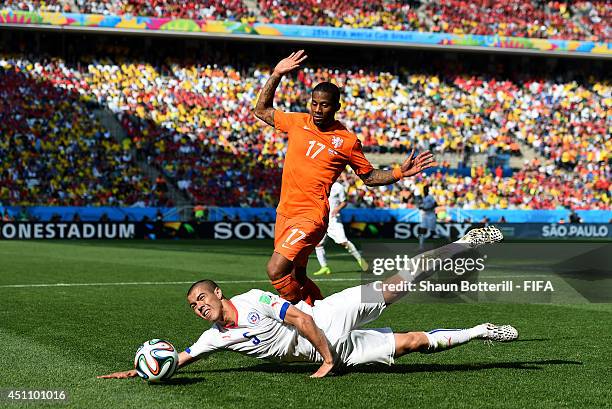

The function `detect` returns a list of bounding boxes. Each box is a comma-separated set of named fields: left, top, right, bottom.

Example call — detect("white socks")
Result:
left=316, top=241, right=362, bottom=268
left=345, top=241, right=361, bottom=262
left=315, top=246, right=327, bottom=268
left=423, top=325, right=486, bottom=352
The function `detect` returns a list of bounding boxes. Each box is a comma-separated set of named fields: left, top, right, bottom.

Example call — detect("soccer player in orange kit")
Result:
left=254, top=50, right=436, bottom=306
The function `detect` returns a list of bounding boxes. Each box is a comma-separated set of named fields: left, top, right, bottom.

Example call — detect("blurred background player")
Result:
left=253, top=50, right=436, bottom=306
left=314, top=180, right=368, bottom=276
left=418, top=186, right=437, bottom=249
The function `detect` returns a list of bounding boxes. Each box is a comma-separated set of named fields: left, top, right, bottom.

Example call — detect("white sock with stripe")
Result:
left=423, top=326, right=487, bottom=352
left=345, top=241, right=361, bottom=261
left=315, top=246, right=327, bottom=268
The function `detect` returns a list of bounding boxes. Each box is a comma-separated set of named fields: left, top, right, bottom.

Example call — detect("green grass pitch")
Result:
left=0, top=240, right=610, bottom=409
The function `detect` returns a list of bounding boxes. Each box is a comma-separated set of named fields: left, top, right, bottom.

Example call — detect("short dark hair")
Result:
left=312, top=82, right=340, bottom=106
left=187, top=279, right=219, bottom=297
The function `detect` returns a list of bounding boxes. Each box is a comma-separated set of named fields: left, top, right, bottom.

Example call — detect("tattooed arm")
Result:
left=360, top=169, right=399, bottom=187
left=254, top=73, right=282, bottom=126
left=254, top=50, right=307, bottom=127
left=360, top=150, right=437, bottom=187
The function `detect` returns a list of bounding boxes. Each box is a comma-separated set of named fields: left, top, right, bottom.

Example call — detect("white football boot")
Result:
left=478, top=323, right=519, bottom=342
left=456, top=225, right=504, bottom=248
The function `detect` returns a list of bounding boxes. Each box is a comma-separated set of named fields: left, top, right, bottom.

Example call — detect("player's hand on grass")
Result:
left=400, top=149, right=437, bottom=177
left=310, top=360, right=334, bottom=378
left=273, top=50, right=308, bottom=76
left=97, top=369, right=138, bottom=379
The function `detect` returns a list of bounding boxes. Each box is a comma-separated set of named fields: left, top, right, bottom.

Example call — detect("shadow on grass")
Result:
left=184, top=359, right=582, bottom=376
left=512, top=338, right=550, bottom=342
left=146, top=377, right=209, bottom=386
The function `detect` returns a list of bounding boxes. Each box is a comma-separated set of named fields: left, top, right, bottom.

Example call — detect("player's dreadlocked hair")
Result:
left=187, top=279, right=220, bottom=297
left=313, top=81, right=341, bottom=106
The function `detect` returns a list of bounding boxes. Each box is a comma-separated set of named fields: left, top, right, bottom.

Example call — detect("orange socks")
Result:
left=271, top=275, right=324, bottom=306
left=301, top=277, right=323, bottom=306
left=271, top=275, right=302, bottom=304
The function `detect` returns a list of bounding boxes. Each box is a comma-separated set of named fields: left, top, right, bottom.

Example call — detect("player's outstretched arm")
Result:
left=254, top=50, right=308, bottom=126
left=283, top=305, right=335, bottom=378
left=97, top=351, right=196, bottom=379
left=360, top=149, right=436, bottom=187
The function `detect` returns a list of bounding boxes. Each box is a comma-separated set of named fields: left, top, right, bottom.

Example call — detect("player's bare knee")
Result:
left=404, top=333, right=421, bottom=351
left=395, top=332, right=428, bottom=355
left=412, top=332, right=430, bottom=352
left=267, top=252, right=294, bottom=281
left=266, top=258, right=283, bottom=281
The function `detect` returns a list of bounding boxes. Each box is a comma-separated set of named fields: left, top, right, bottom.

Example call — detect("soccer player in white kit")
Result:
left=418, top=186, right=438, bottom=249
left=314, top=181, right=368, bottom=276
left=99, top=226, right=517, bottom=380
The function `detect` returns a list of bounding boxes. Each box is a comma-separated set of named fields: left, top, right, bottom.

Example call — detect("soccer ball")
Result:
left=134, top=339, right=179, bottom=382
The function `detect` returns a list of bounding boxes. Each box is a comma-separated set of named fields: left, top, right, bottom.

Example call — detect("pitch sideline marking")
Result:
left=0, top=278, right=361, bottom=288
left=0, top=275, right=553, bottom=289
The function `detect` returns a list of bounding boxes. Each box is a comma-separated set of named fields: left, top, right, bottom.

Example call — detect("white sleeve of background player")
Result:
left=185, top=328, right=220, bottom=358
left=251, top=290, right=291, bottom=322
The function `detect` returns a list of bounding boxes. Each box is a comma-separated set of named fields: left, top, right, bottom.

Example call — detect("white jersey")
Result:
left=328, top=182, right=346, bottom=219
left=421, top=195, right=436, bottom=214
left=419, top=194, right=437, bottom=231
left=185, top=284, right=396, bottom=367
left=186, top=289, right=313, bottom=362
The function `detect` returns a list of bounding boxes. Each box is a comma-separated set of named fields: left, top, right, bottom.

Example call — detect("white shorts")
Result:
left=319, top=217, right=348, bottom=245
left=420, top=212, right=436, bottom=231
left=307, top=283, right=396, bottom=366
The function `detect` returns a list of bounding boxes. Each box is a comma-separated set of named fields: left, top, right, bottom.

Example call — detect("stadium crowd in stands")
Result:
left=257, top=0, right=423, bottom=32
left=2, top=0, right=609, bottom=41
left=257, top=0, right=607, bottom=40
left=0, top=60, right=172, bottom=207
left=344, top=158, right=610, bottom=211
left=1, top=51, right=608, bottom=210
left=75, top=0, right=252, bottom=22
left=420, top=0, right=590, bottom=40
left=2, top=0, right=68, bottom=12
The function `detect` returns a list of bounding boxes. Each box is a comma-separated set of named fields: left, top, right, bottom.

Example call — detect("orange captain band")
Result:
left=392, top=167, right=402, bottom=181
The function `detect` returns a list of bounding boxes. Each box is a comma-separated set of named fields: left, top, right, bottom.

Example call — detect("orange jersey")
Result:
left=274, top=110, right=374, bottom=224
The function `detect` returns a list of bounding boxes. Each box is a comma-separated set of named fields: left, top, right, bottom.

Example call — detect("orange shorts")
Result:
left=274, top=214, right=327, bottom=267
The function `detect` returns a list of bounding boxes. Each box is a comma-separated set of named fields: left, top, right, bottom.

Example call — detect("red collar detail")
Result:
left=222, top=300, right=239, bottom=329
